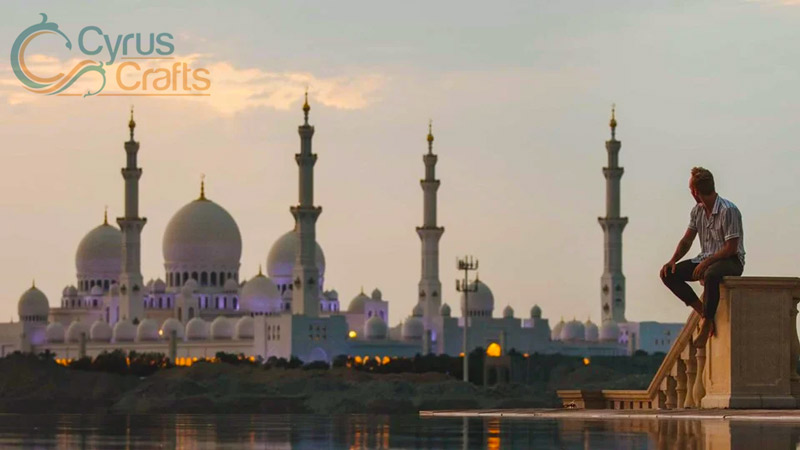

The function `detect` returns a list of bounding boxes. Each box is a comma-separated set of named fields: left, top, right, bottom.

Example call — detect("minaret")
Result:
left=290, top=92, right=322, bottom=317
left=117, top=107, right=147, bottom=322
left=416, top=121, right=445, bottom=321
left=598, top=105, right=628, bottom=323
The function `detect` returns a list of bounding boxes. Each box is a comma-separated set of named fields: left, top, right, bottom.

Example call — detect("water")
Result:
left=0, top=414, right=798, bottom=449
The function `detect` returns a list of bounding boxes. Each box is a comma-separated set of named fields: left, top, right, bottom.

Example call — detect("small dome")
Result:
left=223, top=278, right=239, bottom=292
left=348, top=291, right=370, bottom=313
left=112, top=320, right=136, bottom=342
left=18, top=285, right=49, bottom=320
left=210, top=316, right=234, bottom=340
left=152, top=278, right=166, bottom=293
left=402, top=317, right=424, bottom=340
left=136, top=319, right=160, bottom=342
left=89, top=320, right=112, bottom=342
left=66, top=321, right=89, bottom=343
left=160, top=318, right=184, bottom=340
left=560, top=319, right=586, bottom=342
left=266, top=230, right=325, bottom=281
left=551, top=318, right=565, bottom=341
left=503, top=305, right=514, bottom=319
left=364, top=315, right=388, bottom=340
left=459, top=279, right=494, bottom=316
left=599, top=320, right=620, bottom=342
left=75, top=222, right=122, bottom=278
left=90, top=285, right=104, bottom=296
left=440, top=303, right=451, bottom=317
left=530, top=305, right=542, bottom=319
left=234, top=316, right=254, bottom=339
left=240, top=273, right=280, bottom=314
left=585, top=319, right=599, bottom=342
left=412, top=303, right=424, bottom=317
left=182, top=279, right=199, bottom=295
left=371, top=288, right=382, bottom=300
left=326, top=289, right=339, bottom=300
left=45, top=322, right=65, bottom=343
left=162, top=198, right=242, bottom=269
left=186, top=317, right=209, bottom=340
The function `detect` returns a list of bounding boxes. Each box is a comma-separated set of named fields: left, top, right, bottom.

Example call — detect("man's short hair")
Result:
left=691, top=167, right=715, bottom=195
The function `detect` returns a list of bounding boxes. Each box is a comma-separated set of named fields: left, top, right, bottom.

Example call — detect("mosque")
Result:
left=2, top=97, right=681, bottom=363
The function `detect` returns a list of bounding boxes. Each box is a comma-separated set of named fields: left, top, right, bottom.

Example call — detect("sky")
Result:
left=1, top=0, right=799, bottom=326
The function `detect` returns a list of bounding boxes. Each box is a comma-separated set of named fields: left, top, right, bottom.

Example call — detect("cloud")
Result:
left=0, top=53, right=386, bottom=114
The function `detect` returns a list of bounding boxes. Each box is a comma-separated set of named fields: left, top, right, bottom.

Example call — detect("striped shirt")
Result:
left=688, top=196, right=745, bottom=266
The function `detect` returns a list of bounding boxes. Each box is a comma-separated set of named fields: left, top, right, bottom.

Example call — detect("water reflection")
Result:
left=0, top=413, right=798, bottom=449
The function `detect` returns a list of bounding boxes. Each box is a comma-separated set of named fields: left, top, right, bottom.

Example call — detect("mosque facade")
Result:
left=4, top=100, right=681, bottom=363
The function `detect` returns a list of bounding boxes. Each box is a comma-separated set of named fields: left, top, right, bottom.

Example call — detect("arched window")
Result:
left=182, top=272, right=189, bottom=285
left=201, top=272, right=208, bottom=286
left=233, top=297, right=238, bottom=310
left=210, top=272, right=217, bottom=286
left=103, top=279, right=110, bottom=290
left=219, top=272, right=225, bottom=283
left=191, top=272, right=198, bottom=281
left=93, top=299, right=98, bottom=307
left=159, top=297, right=163, bottom=308
left=188, top=307, right=194, bottom=319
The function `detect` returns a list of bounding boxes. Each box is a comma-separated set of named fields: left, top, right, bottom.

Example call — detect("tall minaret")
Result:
left=290, top=92, right=322, bottom=317
left=117, top=107, right=147, bottom=322
left=416, top=121, right=444, bottom=321
left=598, top=105, right=628, bottom=323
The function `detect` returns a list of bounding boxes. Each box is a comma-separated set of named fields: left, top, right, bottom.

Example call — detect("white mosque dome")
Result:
left=163, top=196, right=242, bottom=268
left=347, top=291, right=370, bottom=313
left=223, top=278, right=240, bottom=292
left=585, top=319, right=599, bottom=342
left=460, top=279, right=494, bottom=316
left=112, top=320, right=136, bottom=342
left=89, top=320, right=112, bottom=342
left=240, top=272, right=280, bottom=313
left=599, top=320, right=620, bottom=342
left=402, top=317, right=424, bottom=340
left=531, top=305, right=542, bottom=319
left=210, top=316, right=234, bottom=340
left=234, top=316, right=254, bottom=339
left=412, top=303, right=424, bottom=317
left=560, top=319, right=585, bottom=342
left=266, top=229, right=325, bottom=280
left=440, top=303, right=451, bottom=317
left=62, top=285, right=78, bottom=297
left=186, top=317, right=209, bottom=340
left=160, top=318, right=184, bottom=340
left=18, top=285, right=49, bottom=321
left=503, top=305, right=514, bottom=319
left=90, top=285, right=104, bottom=296
left=182, top=279, right=199, bottom=295
left=136, top=319, right=160, bottom=342
left=551, top=318, right=565, bottom=341
left=151, top=278, right=166, bottom=293
left=75, top=222, right=122, bottom=277
left=371, top=288, right=382, bottom=300
left=66, top=320, right=90, bottom=343
left=364, top=315, right=388, bottom=340
left=45, top=322, right=65, bottom=343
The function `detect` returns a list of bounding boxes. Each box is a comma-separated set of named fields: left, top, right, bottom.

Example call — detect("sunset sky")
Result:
left=1, top=0, right=800, bottom=326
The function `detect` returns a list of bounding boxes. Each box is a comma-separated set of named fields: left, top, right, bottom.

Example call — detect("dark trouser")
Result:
left=660, top=256, right=743, bottom=320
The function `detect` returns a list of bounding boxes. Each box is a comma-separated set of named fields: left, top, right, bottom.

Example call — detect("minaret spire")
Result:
left=103, top=205, right=108, bottom=225
left=199, top=174, right=206, bottom=200
left=417, top=120, right=445, bottom=345
left=117, top=108, right=147, bottom=323
left=598, top=104, right=628, bottom=324
left=290, top=92, right=322, bottom=317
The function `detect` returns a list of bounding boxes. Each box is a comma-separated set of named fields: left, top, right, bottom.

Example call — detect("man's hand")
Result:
left=660, top=260, right=677, bottom=278
left=692, top=259, right=711, bottom=281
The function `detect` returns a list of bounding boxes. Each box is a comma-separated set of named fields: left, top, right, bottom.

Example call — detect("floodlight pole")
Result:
left=456, top=255, right=479, bottom=383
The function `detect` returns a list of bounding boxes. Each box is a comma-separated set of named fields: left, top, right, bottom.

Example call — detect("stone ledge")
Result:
left=419, top=408, right=800, bottom=422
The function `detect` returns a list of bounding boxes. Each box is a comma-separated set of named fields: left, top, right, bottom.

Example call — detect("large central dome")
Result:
left=267, top=229, right=325, bottom=281
left=163, top=196, right=242, bottom=269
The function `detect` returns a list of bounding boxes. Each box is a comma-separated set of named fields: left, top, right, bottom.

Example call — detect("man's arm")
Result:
left=661, top=228, right=697, bottom=278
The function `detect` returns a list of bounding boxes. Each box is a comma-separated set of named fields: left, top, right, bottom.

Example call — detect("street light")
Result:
left=456, top=255, right=479, bottom=382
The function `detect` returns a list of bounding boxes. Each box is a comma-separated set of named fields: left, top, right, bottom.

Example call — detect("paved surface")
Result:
left=419, top=409, right=800, bottom=422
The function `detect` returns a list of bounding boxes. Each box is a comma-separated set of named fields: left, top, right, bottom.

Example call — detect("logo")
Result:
left=11, top=14, right=210, bottom=97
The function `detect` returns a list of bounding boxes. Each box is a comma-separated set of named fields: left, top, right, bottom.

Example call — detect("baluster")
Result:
left=791, top=298, right=800, bottom=382
left=672, top=359, right=687, bottom=409
left=666, top=375, right=677, bottom=409
left=682, top=343, right=697, bottom=408
left=693, top=346, right=706, bottom=407
left=657, top=389, right=666, bottom=409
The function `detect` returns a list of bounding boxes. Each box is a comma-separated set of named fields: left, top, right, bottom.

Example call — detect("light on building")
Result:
left=523, top=353, right=529, bottom=358
left=348, top=330, right=357, bottom=339
left=583, top=357, right=590, bottom=366
left=382, top=356, right=390, bottom=365
left=486, top=343, right=502, bottom=358
left=158, top=329, right=163, bottom=337
left=354, top=356, right=362, bottom=364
